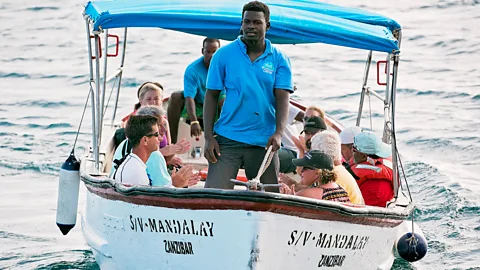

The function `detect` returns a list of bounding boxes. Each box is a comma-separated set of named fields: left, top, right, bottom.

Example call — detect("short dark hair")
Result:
left=124, top=115, right=158, bottom=148
left=242, top=1, right=270, bottom=22
left=203, top=38, right=220, bottom=48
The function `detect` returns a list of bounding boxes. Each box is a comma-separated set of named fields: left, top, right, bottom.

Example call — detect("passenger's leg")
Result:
left=243, top=147, right=280, bottom=192
left=167, top=91, right=185, bottom=144
left=204, top=136, right=243, bottom=189
left=278, top=148, right=297, bottom=173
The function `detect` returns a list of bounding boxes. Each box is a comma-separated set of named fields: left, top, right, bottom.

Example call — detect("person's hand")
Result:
left=160, top=144, right=182, bottom=156
left=278, top=173, right=295, bottom=186
left=266, top=132, right=282, bottom=151
left=167, top=155, right=182, bottom=167
left=175, top=139, right=191, bottom=154
left=280, top=183, right=296, bottom=195
left=190, top=122, right=202, bottom=138
left=292, top=135, right=307, bottom=153
left=204, top=135, right=220, bottom=163
left=171, top=165, right=200, bottom=187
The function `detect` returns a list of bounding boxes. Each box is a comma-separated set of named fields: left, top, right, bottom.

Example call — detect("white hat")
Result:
left=339, top=126, right=362, bottom=144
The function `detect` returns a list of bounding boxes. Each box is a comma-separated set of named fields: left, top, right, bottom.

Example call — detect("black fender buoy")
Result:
left=56, top=152, right=81, bottom=235
left=396, top=232, right=428, bottom=262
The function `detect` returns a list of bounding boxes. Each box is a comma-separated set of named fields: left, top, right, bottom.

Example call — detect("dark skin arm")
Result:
left=203, top=90, right=221, bottom=163
left=185, top=97, right=202, bottom=137
left=294, top=111, right=305, bottom=122
left=266, top=89, right=290, bottom=151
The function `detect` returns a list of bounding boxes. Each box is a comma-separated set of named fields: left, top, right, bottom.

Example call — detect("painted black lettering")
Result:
left=345, top=235, right=354, bottom=249
left=318, top=255, right=346, bottom=267
left=199, top=222, right=208, bottom=237
left=303, top=231, right=312, bottom=246
left=316, top=233, right=327, bottom=248
left=288, top=230, right=298, bottom=245
left=182, top=220, right=191, bottom=235
left=362, top=237, right=369, bottom=249
left=339, top=235, right=348, bottom=248
left=148, top=218, right=158, bottom=232
left=164, top=240, right=194, bottom=255
left=206, top=222, right=214, bottom=237
left=190, top=220, right=197, bottom=235
left=294, top=231, right=304, bottom=246
left=136, top=218, right=143, bottom=232
left=130, top=215, right=134, bottom=230
left=325, top=235, right=332, bottom=248
left=158, top=220, right=166, bottom=233
left=165, top=220, right=173, bottom=233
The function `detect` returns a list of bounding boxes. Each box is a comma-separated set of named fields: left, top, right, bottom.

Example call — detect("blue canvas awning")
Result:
left=84, top=0, right=401, bottom=53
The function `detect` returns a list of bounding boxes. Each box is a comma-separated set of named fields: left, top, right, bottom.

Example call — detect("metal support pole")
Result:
left=99, top=29, right=109, bottom=141
left=94, top=34, right=102, bottom=172
left=85, top=20, right=98, bottom=172
left=383, top=54, right=392, bottom=143
left=390, top=54, right=400, bottom=198
left=111, top=28, right=128, bottom=125
left=356, top=51, right=373, bottom=127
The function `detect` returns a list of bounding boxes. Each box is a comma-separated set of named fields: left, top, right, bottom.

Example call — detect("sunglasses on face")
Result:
left=301, top=166, right=316, bottom=172
left=145, top=132, right=159, bottom=138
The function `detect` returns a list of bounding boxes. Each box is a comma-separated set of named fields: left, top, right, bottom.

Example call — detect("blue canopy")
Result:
left=84, top=0, right=401, bottom=53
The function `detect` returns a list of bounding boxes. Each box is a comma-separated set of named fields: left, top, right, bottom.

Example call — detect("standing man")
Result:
left=167, top=38, right=223, bottom=143
left=203, top=1, right=294, bottom=190
left=114, top=115, right=159, bottom=186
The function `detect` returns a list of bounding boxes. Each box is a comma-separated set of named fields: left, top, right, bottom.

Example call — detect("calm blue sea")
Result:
left=1, top=0, right=479, bottom=269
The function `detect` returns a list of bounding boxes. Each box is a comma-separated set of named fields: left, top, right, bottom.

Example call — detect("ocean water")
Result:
left=0, top=0, right=479, bottom=269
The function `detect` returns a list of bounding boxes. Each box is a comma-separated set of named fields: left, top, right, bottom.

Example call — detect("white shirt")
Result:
left=113, top=153, right=150, bottom=186
left=282, top=104, right=302, bottom=153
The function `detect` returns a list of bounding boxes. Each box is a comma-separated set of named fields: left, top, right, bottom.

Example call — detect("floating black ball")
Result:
left=396, top=232, right=428, bottom=262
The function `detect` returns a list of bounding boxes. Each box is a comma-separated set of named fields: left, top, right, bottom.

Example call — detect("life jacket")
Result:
left=350, top=158, right=394, bottom=207
left=351, top=158, right=393, bottom=187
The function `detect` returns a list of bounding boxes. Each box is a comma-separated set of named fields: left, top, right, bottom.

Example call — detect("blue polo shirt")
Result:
left=206, top=37, right=293, bottom=147
left=184, top=56, right=208, bottom=104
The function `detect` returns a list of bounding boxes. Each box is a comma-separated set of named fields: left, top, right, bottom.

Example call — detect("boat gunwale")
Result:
left=82, top=173, right=413, bottom=228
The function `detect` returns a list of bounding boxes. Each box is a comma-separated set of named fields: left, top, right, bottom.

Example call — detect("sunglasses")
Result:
left=145, top=132, right=159, bottom=138
left=301, top=166, right=316, bottom=172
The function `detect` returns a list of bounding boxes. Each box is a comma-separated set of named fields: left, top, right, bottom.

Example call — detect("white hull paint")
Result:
left=81, top=185, right=407, bottom=270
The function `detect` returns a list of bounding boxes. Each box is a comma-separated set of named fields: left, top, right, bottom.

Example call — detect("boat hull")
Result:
left=82, top=183, right=407, bottom=270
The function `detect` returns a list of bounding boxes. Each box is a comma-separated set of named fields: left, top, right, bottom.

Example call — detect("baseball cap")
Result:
left=301, top=116, right=327, bottom=134
left=353, top=131, right=391, bottom=158
left=292, top=150, right=334, bottom=170
left=339, top=126, right=362, bottom=144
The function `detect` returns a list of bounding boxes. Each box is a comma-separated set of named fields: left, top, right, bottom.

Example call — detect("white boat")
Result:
left=55, top=0, right=428, bottom=269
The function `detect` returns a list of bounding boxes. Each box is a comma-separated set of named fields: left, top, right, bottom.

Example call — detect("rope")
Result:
left=252, top=145, right=274, bottom=184
left=368, top=91, right=373, bottom=131
left=103, top=76, right=119, bottom=117
left=71, top=83, right=94, bottom=154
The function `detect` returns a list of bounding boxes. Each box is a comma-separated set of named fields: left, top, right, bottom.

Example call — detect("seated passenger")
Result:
left=278, top=103, right=304, bottom=173
left=339, top=126, right=362, bottom=166
left=293, top=116, right=327, bottom=174
left=112, top=106, right=199, bottom=187
left=113, top=115, right=159, bottom=186
left=124, top=82, right=190, bottom=167
left=167, top=38, right=225, bottom=143
left=280, top=150, right=350, bottom=203
left=350, top=131, right=394, bottom=207
left=310, top=131, right=365, bottom=204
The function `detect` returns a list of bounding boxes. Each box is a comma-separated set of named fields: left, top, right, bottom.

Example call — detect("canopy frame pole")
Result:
left=382, top=54, right=392, bottom=143
left=390, top=53, right=400, bottom=198
left=356, top=51, right=373, bottom=127
left=111, top=28, right=128, bottom=125
left=93, top=33, right=102, bottom=172
left=85, top=19, right=99, bottom=173
left=391, top=29, right=402, bottom=198
left=99, top=29, right=109, bottom=141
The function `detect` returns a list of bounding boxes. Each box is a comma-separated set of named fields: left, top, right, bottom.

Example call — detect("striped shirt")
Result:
left=321, top=186, right=351, bottom=203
